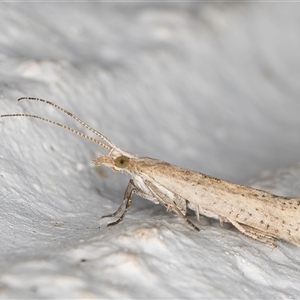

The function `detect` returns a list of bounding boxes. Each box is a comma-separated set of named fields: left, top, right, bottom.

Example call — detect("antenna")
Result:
left=1, top=97, right=119, bottom=151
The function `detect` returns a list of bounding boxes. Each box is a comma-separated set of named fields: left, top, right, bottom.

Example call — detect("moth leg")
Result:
left=166, top=204, right=173, bottom=212
left=101, top=196, right=127, bottom=219
left=219, top=216, right=227, bottom=227
left=230, top=220, right=276, bottom=247
left=144, top=179, right=200, bottom=232
left=105, top=179, right=135, bottom=226
left=105, top=179, right=156, bottom=227
left=195, top=205, right=200, bottom=222
left=107, top=194, right=132, bottom=227
left=172, top=204, right=200, bottom=232
left=242, top=224, right=276, bottom=246
left=186, top=203, right=200, bottom=222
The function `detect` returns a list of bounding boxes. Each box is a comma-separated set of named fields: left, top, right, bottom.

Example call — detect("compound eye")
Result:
left=114, top=155, right=130, bottom=168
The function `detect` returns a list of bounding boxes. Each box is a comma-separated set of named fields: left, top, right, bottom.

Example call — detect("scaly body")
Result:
left=124, top=158, right=300, bottom=246
left=2, top=97, right=300, bottom=247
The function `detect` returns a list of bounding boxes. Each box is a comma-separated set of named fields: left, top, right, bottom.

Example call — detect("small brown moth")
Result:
left=2, top=97, right=300, bottom=247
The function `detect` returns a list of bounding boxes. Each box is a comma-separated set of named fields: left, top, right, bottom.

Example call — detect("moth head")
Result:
left=92, top=150, right=132, bottom=172
left=1, top=97, right=136, bottom=173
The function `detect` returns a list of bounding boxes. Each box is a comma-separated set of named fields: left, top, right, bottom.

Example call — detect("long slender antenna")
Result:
left=18, top=97, right=118, bottom=149
left=1, top=113, right=112, bottom=151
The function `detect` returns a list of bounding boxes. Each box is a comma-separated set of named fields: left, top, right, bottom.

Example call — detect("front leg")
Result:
left=103, top=179, right=154, bottom=227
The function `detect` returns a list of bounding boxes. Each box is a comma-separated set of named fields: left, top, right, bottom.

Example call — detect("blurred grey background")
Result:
left=1, top=2, right=300, bottom=299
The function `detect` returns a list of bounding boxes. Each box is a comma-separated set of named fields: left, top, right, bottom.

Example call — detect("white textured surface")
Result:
left=1, top=2, right=300, bottom=299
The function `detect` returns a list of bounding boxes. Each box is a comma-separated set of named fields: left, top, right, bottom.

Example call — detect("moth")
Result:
left=2, top=97, right=300, bottom=247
